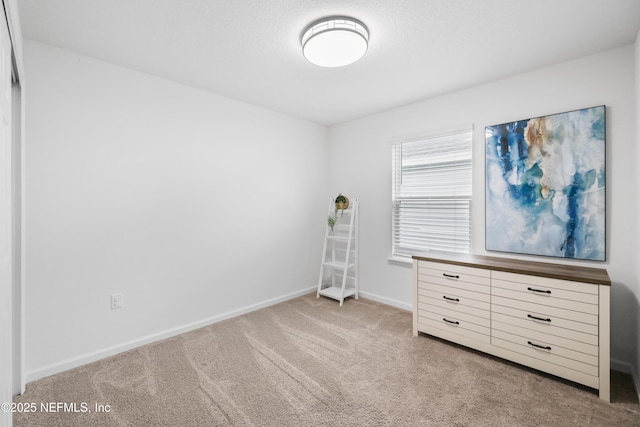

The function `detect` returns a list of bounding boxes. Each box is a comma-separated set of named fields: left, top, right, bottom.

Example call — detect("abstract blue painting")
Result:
left=485, top=106, right=605, bottom=261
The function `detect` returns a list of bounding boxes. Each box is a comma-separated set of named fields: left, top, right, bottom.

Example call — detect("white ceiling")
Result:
left=18, top=0, right=640, bottom=126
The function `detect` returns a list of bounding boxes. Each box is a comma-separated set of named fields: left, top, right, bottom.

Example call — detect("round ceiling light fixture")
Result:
left=301, top=17, right=369, bottom=67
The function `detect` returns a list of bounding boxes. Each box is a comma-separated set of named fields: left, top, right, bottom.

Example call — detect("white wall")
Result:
left=328, top=46, right=638, bottom=369
left=24, top=40, right=328, bottom=380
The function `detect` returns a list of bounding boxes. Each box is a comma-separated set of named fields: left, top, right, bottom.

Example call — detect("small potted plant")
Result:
left=335, top=193, right=349, bottom=216
left=327, top=215, right=337, bottom=233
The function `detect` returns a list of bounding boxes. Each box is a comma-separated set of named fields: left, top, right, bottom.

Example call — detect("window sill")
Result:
left=387, top=256, right=413, bottom=266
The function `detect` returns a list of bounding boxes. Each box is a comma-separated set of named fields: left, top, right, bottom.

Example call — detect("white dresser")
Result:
left=412, top=252, right=611, bottom=401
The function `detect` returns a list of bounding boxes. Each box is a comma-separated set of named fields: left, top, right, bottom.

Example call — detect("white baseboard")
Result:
left=633, top=366, right=640, bottom=402
left=26, top=286, right=316, bottom=383
left=611, top=358, right=640, bottom=402
left=359, top=290, right=412, bottom=312
left=611, top=358, right=632, bottom=373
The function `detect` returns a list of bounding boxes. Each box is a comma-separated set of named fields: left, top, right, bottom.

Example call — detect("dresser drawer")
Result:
left=491, top=285, right=598, bottom=315
left=419, top=309, right=490, bottom=332
left=492, top=270, right=598, bottom=294
left=418, top=315, right=490, bottom=344
left=492, top=330, right=598, bottom=377
left=492, top=317, right=598, bottom=356
left=492, top=278, right=598, bottom=304
left=418, top=293, right=490, bottom=319
left=491, top=310, right=597, bottom=345
left=418, top=275, right=489, bottom=297
left=418, top=261, right=490, bottom=288
left=492, top=295, right=598, bottom=325
left=418, top=281, right=490, bottom=304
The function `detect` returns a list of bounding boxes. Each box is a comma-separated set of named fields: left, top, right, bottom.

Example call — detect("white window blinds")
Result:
left=392, top=128, right=473, bottom=258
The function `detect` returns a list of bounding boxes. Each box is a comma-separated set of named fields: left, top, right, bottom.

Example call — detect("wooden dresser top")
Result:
left=412, top=251, right=611, bottom=286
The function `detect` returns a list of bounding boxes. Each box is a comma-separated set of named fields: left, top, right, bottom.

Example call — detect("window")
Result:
left=392, top=127, right=473, bottom=259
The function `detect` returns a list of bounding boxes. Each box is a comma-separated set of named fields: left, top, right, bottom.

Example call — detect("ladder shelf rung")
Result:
left=322, top=261, right=355, bottom=270
left=318, top=286, right=356, bottom=301
left=326, top=235, right=352, bottom=241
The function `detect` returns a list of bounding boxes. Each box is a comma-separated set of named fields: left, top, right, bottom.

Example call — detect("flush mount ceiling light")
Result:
left=301, top=17, right=369, bottom=67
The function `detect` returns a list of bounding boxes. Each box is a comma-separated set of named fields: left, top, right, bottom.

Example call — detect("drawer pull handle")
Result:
left=527, top=287, right=551, bottom=294
left=527, top=314, right=551, bottom=323
left=443, top=273, right=460, bottom=279
left=527, top=341, right=551, bottom=351
left=443, top=296, right=460, bottom=302
left=443, top=318, right=460, bottom=325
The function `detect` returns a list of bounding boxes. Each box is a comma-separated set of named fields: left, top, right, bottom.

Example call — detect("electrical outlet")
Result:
left=111, top=293, right=123, bottom=310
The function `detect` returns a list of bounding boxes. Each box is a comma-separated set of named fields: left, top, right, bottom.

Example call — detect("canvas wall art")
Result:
left=485, top=106, right=605, bottom=261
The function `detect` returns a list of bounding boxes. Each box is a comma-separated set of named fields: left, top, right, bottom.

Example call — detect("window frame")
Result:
left=391, top=126, right=473, bottom=261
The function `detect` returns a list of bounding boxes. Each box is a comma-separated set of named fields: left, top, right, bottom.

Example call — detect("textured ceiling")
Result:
left=18, top=0, right=640, bottom=126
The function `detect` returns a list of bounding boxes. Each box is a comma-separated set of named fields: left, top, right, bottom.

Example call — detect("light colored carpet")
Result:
left=13, top=293, right=640, bottom=426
